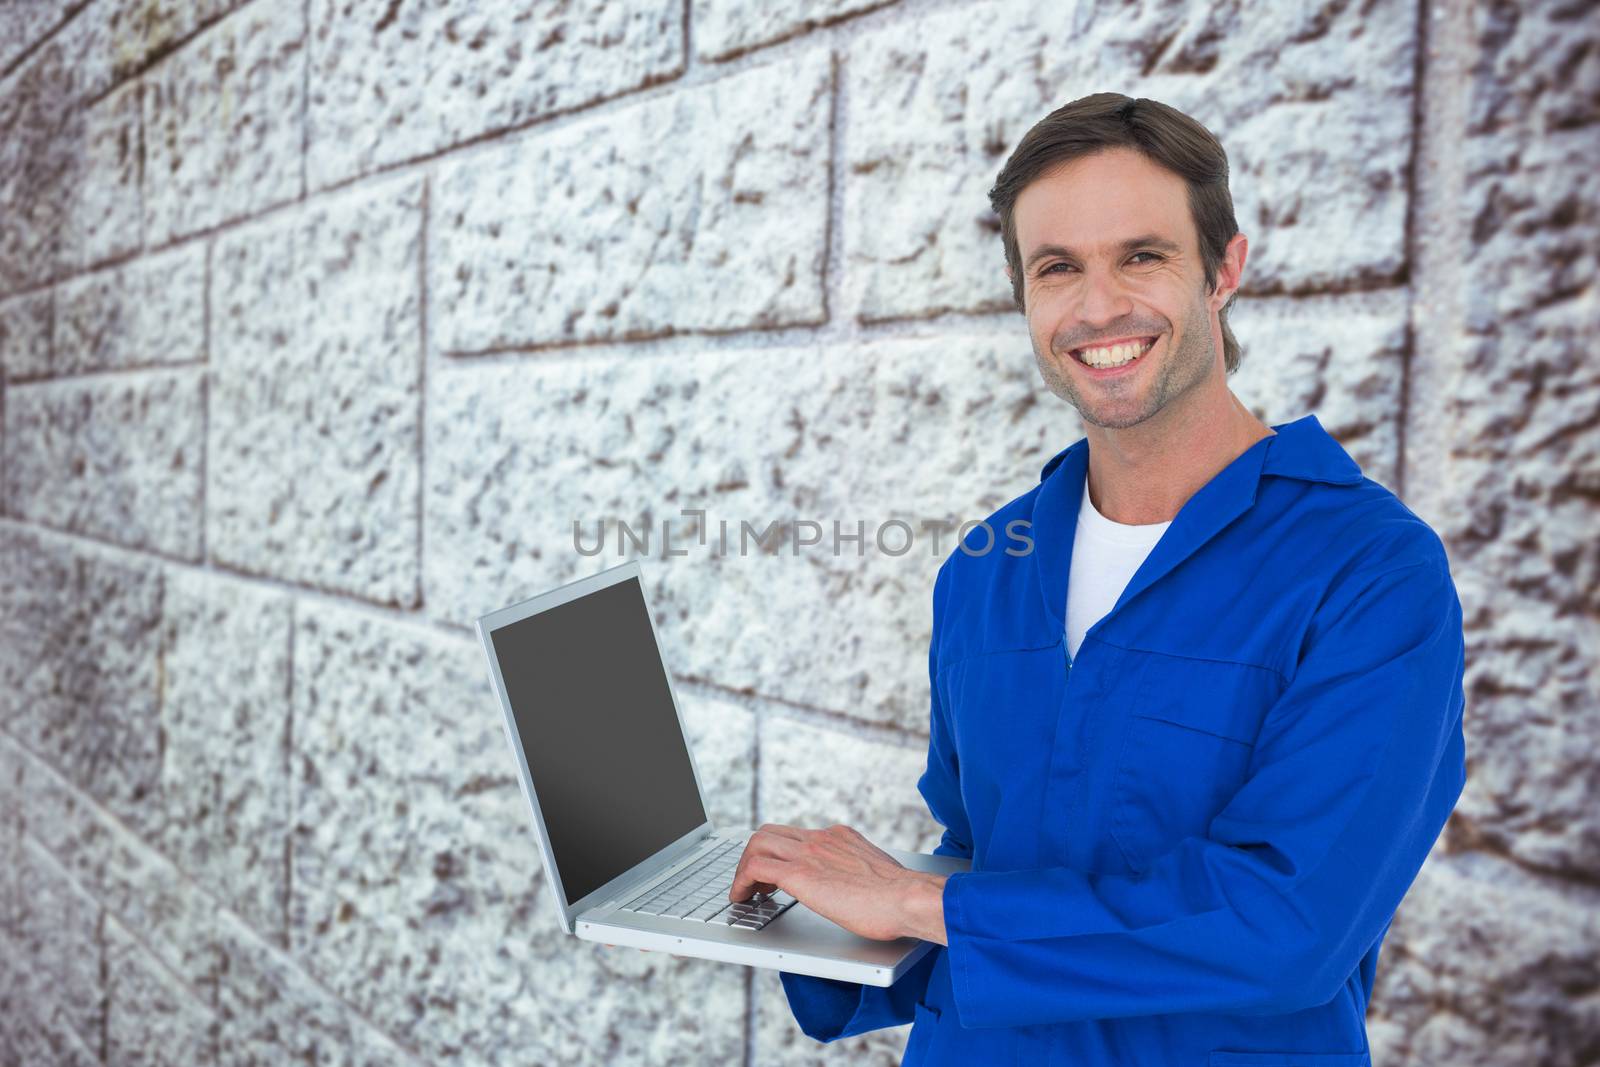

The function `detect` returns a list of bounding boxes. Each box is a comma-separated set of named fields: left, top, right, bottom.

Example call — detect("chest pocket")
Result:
left=1110, top=653, right=1283, bottom=873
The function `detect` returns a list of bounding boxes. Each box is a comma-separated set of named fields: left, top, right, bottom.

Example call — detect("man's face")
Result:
left=1008, top=147, right=1237, bottom=431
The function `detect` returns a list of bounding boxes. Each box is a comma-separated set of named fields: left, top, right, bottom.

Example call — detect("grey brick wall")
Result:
left=0, top=0, right=1595, bottom=1064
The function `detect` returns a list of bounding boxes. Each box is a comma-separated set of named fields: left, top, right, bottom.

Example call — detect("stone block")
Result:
left=1228, top=291, right=1408, bottom=492
left=289, top=605, right=747, bottom=1065
left=431, top=48, right=832, bottom=353
left=1428, top=0, right=1600, bottom=879
left=156, top=568, right=293, bottom=942
left=759, top=716, right=941, bottom=851
left=1367, top=853, right=1600, bottom=1066
left=426, top=330, right=1054, bottom=730
left=215, top=908, right=426, bottom=1067
left=106, top=914, right=219, bottom=1067
left=0, top=33, right=75, bottom=291
left=208, top=174, right=422, bottom=606
left=58, top=74, right=143, bottom=271
left=680, top=692, right=757, bottom=833
left=16, top=835, right=104, bottom=1052
left=0, top=528, right=165, bottom=828
left=692, top=0, right=899, bottom=61
left=142, top=0, right=305, bottom=243
left=843, top=0, right=1415, bottom=323
left=54, top=241, right=206, bottom=373
left=4, top=369, right=205, bottom=557
left=307, top=0, right=683, bottom=190
left=0, top=289, right=53, bottom=379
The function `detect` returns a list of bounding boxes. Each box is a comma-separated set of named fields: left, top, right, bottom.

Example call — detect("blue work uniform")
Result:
left=779, top=413, right=1468, bottom=1067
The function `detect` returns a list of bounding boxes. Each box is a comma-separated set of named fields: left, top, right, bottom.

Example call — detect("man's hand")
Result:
left=729, top=823, right=948, bottom=943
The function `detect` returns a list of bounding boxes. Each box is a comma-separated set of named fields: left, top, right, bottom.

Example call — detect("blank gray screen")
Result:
left=491, top=575, right=707, bottom=906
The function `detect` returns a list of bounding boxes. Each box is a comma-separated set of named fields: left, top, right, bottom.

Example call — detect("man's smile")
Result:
left=1069, top=334, right=1159, bottom=372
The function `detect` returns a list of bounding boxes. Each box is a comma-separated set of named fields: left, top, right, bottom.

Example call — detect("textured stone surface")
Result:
left=0, top=0, right=81, bottom=73
left=1, top=0, right=1596, bottom=1062
left=156, top=568, right=294, bottom=942
left=692, top=0, right=898, bottom=60
left=91, top=0, right=252, bottom=85
left=5, top=731, right=222, bottom=994
left=215, top=907, right=427, bottom=1067
left=0, top=25, right=78, bottom=290
left=290, top=605, right=752, bottom=1066
left=307, top=0, right=684, bottom=190
left=0, top=287, right=51, bottom=379
left=59, top=73, right=143, bottom=271
left=106, top=914, right=219, bottom=1067
left=1367, top=852, right=1600, bottom=1066
left=4, top=369, right=205, bottom=556
left=843, top=0, right=1415, bottom=324
left=54, top=241, right=206, bottom=372
left=16, top=835, right=105, bottom=1053
left=209, top=175, right=422, bottom=606
left=1431, top=0, right=1600, bottom=881
left=1227, top=291, right=1409, bottom=492
left=0, top=736, right=16, bottom=936
left=0, top=527, right=164, bottom=826
left=427, top=332, right=1052, bottom=731
left=431, top=49, right=832, bottom=353
left=758, top=716, right=941, bottom=850
left=142, top=0, right=304, bottom=243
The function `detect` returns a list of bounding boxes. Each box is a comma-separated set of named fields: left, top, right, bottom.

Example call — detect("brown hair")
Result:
left=988, top=93, right=1244, bottom=373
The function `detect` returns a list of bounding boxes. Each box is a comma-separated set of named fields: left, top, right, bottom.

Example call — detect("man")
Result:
left=727, top=94, right=1466, bottom=1065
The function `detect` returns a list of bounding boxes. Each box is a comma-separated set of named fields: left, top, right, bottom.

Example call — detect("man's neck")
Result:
left=1083, top=390, right=1274, bottom=526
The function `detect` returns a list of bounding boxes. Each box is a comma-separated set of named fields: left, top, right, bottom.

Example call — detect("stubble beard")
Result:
left=1032, top=299, right=1217, bottom=431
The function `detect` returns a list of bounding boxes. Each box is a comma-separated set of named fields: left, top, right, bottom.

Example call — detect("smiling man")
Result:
left=730, top=93, right=1467, bottom=1066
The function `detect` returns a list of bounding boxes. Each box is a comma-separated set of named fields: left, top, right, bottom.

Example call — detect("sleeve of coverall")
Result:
left=779, top=561, right=971, bottom=1043
left=940, top=554, right=1468, bottom=1029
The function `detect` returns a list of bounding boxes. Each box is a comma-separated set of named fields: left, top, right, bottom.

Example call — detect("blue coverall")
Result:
left=780, top=413, right=1468, bottom=1066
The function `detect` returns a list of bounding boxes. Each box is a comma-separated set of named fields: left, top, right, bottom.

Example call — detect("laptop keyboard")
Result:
left=618, top=837, right=798, bottom=930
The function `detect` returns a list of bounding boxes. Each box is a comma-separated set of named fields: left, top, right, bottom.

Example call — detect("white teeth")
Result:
left=1076, top=338, right=1154, bottom=368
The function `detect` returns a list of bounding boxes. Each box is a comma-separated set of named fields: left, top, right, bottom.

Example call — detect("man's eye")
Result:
left=1040, top=252, right=1161, bottom=276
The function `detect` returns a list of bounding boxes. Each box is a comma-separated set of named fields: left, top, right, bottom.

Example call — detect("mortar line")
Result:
left=301, top=0, right=310, bottom=200
left=201, top=239, right=212, bottom=564
left=4, top=359, right=207, bottom=389
left=98, top=906, right=109, bottom=1062
left=284, top=601, right=295, bottom=953
left=1399, top=0, right=1473, bottom=534
left=77, top=0, right=268, bottom=114
left=416, top=175, right=429, bottom=611
left=0, top=0, right=93, bottom=81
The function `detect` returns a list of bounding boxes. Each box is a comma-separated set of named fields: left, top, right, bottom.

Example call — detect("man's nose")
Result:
left=1075, top=266, right=1133, bottom=327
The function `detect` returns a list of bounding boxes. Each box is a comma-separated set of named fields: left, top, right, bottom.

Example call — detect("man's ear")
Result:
left=1004, top=263, right=1013, bottom=285
left=1210, top=232, right=1248, bottom=311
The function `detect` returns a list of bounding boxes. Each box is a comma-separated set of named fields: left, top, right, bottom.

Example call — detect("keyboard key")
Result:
left=687, top=901, right=729, bottom=922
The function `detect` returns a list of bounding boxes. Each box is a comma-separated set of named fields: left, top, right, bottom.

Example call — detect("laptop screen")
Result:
left=490, top=574, right=708, bottom=906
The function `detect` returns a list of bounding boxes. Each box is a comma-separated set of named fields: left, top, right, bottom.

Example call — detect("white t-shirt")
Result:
left=1065, top=471, right=1172, bottom=661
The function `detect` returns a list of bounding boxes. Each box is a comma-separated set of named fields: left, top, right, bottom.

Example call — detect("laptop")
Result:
left=474, top=558, right=970, bottom=986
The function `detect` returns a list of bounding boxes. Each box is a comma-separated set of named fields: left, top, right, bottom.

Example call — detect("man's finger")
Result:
left=753, top=823, right=808, bottom=841
left=728, top=849, right=787, bottom=901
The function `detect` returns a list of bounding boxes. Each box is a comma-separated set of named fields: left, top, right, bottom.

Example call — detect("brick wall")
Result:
left=0, top=0, right=1596, bottom=1064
